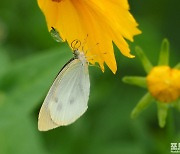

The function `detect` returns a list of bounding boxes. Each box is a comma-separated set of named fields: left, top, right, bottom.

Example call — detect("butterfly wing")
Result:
left=38, top=59, right=90, bottom=131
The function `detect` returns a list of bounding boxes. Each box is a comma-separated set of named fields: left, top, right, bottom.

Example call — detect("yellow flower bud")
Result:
left=147, top=66, right=180, bottom=103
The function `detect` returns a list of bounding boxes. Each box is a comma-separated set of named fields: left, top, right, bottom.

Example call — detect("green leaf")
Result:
left=0, top=45, right=74, bottom=154
left=158, top=38, right=169, bottom=66
left=131, top=92, right=154, bottom=118
left=173, top=99, right=180, bottom=111
left=122, top=76, right=147, bottom=88
left=157, top=102, right=169, bottom=128
left=0, top=45, right=72, bottom=125
left=0, top=91, right=6, bottom=108
left=0, top=47, right=10, bottom=78
left=135, top=46, right=153, bottom=74
left=88, top=143, right=145, bottom=154
left=0, top=116, right=48, bottom=154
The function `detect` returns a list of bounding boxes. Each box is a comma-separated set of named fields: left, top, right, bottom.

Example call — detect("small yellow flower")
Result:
left=123, top=39, right=180, bottom=127
left=147, top=66, right=180, bottom=103
left=37, top=0, right=141, bottom=73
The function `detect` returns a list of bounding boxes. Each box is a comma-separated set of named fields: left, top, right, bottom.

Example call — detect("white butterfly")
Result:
left=38, top=50, right=90, bottom=131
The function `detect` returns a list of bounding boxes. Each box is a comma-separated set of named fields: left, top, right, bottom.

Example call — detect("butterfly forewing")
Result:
left=38, top=58, right=90, bottom=131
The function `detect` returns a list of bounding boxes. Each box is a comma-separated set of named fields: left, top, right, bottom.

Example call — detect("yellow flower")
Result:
left=37, top=0, right=141, bottom=73
left=147, top=66, right=180, bottom=103
left=123, top=39, right=180, bottom=127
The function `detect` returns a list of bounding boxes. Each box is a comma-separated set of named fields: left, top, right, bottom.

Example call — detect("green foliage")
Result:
left=0, top=0, right=179, bottom=154
left=158, top=39, right=169, bottom=66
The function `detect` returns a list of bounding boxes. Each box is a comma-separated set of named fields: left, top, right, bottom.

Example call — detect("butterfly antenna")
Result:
left=71, top=39, right=81, bottom=51
left=82, top=34, right=89, bottom=51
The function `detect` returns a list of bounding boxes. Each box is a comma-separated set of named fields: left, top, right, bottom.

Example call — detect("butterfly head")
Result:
left=74, top=50, right=87, bottom=66
left=71, top=39, right=88, bottom=65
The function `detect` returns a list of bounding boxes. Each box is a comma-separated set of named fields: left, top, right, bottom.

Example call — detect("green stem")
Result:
left=157, top=102, right=169, bottom=128
left=131, top=92, right=154, bottom=118
left=158, top=38, right=169, bottom=66
left=122, top=76, right=147, bottom=88
left=135, top=46, right=153, bottom=74
left=166, top=108, right=175, bottom=141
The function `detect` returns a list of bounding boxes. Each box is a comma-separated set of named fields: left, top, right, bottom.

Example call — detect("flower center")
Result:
left=146, top=66, right=180, bottom=103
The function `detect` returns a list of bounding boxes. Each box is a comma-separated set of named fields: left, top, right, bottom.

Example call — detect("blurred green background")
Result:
left=0, top=0, right=179, bottom=154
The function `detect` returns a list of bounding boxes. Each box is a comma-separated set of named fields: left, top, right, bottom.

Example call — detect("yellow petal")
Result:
left=38, top=0, right=141, bottom=73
